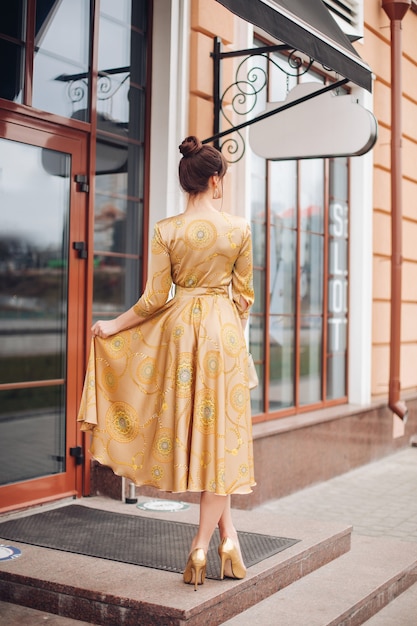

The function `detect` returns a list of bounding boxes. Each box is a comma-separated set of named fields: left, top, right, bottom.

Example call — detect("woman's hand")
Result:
left=91, top=319, right=119, bottom=339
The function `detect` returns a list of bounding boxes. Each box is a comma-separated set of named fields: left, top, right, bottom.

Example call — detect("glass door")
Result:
left=0, top=119, right=88, bottom=510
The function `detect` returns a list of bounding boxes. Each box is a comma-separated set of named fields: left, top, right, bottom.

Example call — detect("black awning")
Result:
left=215, top=0, right=372, bottom=92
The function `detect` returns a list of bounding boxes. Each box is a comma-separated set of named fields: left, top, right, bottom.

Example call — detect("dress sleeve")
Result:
left=232, top=221, right=255, bottom=320
left=133, top=223, right=173, bottom=318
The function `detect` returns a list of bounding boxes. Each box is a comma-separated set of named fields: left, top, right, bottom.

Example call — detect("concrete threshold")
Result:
left=0, top=496, right=351, bottom=626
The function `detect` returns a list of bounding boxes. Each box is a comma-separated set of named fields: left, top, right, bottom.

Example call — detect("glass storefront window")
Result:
left=0, top=140, right=69, bottom=381
left=249, top=42, right=349, bottom=417
left=0, top=2, right=26, bottom=103
left=0, top=386, right=66, bottom=484
left=0, top=138, right=70, bottom=485
left=93, top=256, right=142, bottom=316
left=32, top=0, right=90, bottom=119
left=0, top=2, right=26, bottom=39
left=0, top=40, right=25, bottom=103
left=93, top=0, right=149, bottom=318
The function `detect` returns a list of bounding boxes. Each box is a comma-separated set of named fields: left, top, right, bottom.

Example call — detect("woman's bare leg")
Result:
left=186, top=491, right=246, bottom=581
left=217, top=496, right=238, bottom=541
left=190, top=492, right=230, bottom=553
left=190, top=492, right=242, bottom=555
left=218, top=496, right=245, bottom=574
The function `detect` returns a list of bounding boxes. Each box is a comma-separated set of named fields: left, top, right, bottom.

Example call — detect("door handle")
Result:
left=73, top=241, right=87, bottom=259
left=74, top=174, right=89, bottom=192
left=69, top=446, right=84, bottom=466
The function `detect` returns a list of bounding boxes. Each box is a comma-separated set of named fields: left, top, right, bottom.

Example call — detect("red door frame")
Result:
left=0, top=112, right=89, bottom=512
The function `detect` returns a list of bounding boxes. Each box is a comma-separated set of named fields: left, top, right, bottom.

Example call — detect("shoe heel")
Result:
left=183, top=548, right=207, bottom=590
left=218, top=537, right=246, bottom=580
left=219, top=552, right=227, bottom=580
left=193, top=563, right=206, bottom=590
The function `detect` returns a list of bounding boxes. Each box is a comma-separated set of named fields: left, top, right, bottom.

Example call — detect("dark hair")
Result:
left=178, top=136, right=227, bottom=196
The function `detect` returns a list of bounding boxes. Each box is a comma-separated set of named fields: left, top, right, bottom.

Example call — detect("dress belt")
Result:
left=175, top=285, right=229, bottom=297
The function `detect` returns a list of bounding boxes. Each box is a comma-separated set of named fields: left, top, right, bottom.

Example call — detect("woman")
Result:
left=78, top=136, right=255, bottom=589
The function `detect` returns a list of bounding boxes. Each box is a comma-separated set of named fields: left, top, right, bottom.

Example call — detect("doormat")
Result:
left=0, top=505, right=299, bottom=579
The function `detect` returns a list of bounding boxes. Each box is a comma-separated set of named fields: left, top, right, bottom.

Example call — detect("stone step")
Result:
left=0, top=600, right=91, bottom=625
left=221, top=535, right=417, bottom=626
left=362, top=581, right=417, bottom=625
left=0, top=497, right=351, bottom=626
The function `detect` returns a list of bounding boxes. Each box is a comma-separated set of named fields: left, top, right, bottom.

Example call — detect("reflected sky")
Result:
left=0, top=139, right=69, bottom=248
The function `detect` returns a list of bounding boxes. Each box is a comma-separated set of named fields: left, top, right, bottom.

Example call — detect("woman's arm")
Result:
left=91, top=306, right=142, bottom=338
left=92, top=223, right=172, bottom=339
left=232, top=221, right=255, bottom=328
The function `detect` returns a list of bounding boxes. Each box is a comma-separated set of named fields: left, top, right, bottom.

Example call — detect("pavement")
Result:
left=237, top=444, right=417, bottom=626
left=0, top=445, right=416, bottom=624
left=257, top=445, right=417, bottom=544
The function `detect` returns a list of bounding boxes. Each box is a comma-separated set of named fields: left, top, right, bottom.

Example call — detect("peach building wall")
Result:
left=189, top=0, right=417, bottom=404
left=362, top=4, right=417, bottom=397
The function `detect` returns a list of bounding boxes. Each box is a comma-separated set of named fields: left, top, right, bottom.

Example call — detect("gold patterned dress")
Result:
left=78, top=209, right=255, bottom=495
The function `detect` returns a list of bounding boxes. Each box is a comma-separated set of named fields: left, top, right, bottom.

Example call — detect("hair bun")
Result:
left=179, top=136, right=203, bottom=158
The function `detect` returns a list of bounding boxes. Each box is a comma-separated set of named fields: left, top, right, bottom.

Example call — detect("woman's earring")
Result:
left=213, top=185, right=219, bottom=199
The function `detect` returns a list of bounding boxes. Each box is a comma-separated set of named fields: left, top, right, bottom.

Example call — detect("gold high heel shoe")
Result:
left=218, top=537, right=246, bottom=580
left=183, top=548, right=207, bottom=590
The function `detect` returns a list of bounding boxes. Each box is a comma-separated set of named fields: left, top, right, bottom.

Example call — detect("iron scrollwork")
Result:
left=211, top=40, right=313, bottom=163
left=56, top=67, right=130, bottom=114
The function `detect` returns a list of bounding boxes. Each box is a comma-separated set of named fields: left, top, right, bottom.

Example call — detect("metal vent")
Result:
left=324, top=0, right=358, bottom=29
left=323, top=0, right=364, bottom=39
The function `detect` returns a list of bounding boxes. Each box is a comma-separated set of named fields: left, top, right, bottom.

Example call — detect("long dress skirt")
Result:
left=78, top=212, right=256, bottom=496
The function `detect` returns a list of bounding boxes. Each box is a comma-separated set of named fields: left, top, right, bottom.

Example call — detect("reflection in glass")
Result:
left=97, top=3, right=147, bottom=134
left=0, top=138, right=70, bottom=485
left=32, top=0, right=90, bottom=119
left=269, top=315, right=294, bottom=410
left=93, top=256, right=141, bottom=315
left=270, top=226, right=296, bottom=316
left=299, top=316, right=322, bottom=405
left=329, top=158, right=348, bottom=202
left=0, top=139, right=69, bottom=383
left=300, top=159, right=324, bottom=233
left=100, top=0, right=131, bottom=22
left=300, top=231, right=323, bottom=315
left=251, top=220, right=266, bottom=270
left=270, top=161, right=297, bottom=229
left=252, top=269, right=265, bottom=316
left=95, top=141, right=144, bottom=197
left=94, top=193, right=142, bottom=256
left=0, top=2, right=26, bottom=39
left=251, top=154, right=267, bottom=223
left=0, top=39, right=24, bottom=102
left=249, top=315, right=263, bottom=363
left=249, top=314, right=264, bottom=415
left=0, top=386, right=66, bottom=485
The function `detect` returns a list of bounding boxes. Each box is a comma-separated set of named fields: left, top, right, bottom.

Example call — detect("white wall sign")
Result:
left=249, top=82, right=377, bottom=160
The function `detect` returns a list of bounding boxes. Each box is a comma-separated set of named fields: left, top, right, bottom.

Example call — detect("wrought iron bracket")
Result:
left=203, top=37, right=347, bottom=163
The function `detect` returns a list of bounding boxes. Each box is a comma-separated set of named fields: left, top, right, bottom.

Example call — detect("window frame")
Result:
left=248, top=43, right=350, bottom=423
